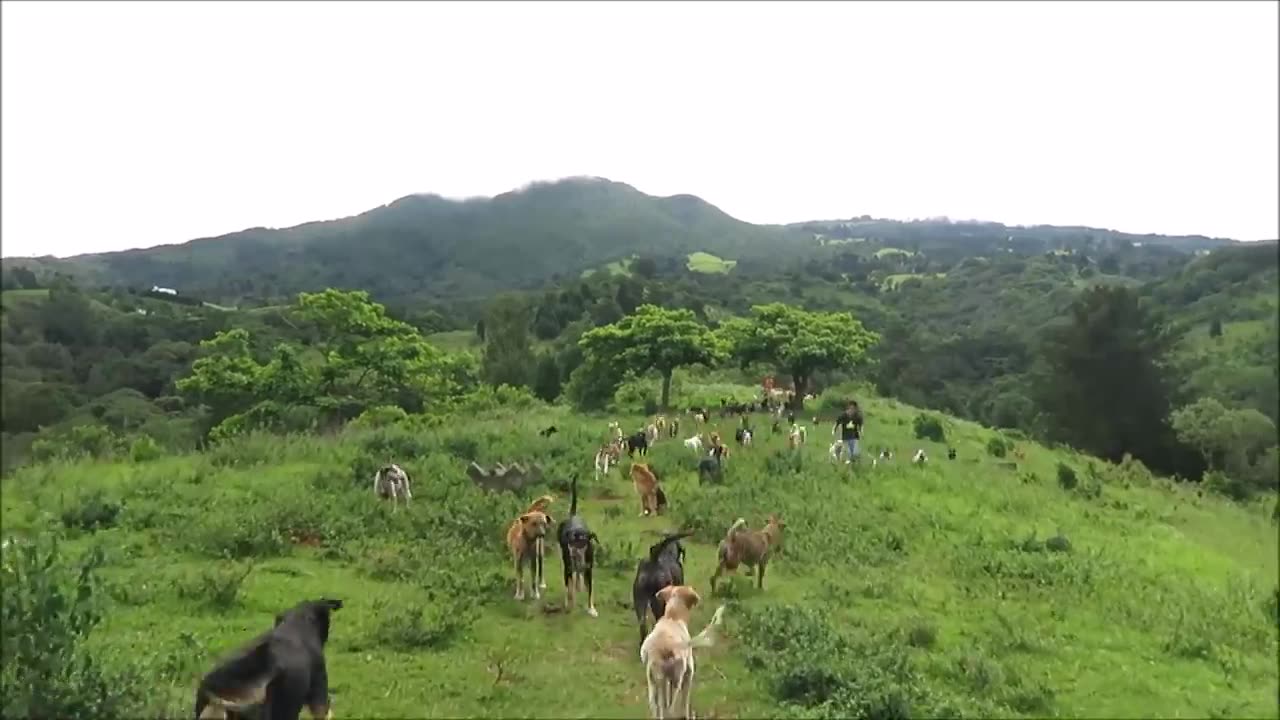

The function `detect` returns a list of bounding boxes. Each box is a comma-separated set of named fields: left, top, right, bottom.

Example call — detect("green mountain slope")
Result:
left=5, top=178, right=812, bottom=306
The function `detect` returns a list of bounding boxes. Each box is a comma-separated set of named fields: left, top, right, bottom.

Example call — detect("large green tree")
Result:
left=1170, top=397, right=1278, bottom=496
left=718, top=303, right=879, bottom=410
left=1032, top=286, right=1179, bottom=470
left=480, top=294, right=534, bottom=389
left=578, top=304, right=722, bottom=410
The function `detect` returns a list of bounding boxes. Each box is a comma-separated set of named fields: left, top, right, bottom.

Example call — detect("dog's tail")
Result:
left=523, top=494, right=555, bottom=515
left=680, top=605, right=727, bottom=650
left=569, top=473, right=579, bottom=517
left=648, top=531, right=695, bottom=562
left=724, top=517, right=747, bottom=543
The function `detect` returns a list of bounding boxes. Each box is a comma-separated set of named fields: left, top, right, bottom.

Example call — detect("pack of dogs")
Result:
left=200, top=407, right=967, bottom=719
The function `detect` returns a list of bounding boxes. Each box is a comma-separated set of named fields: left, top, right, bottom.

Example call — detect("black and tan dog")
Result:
left=194, top=598, right=343, bottom=720
left=557, top=474, right=599, bottom=617
left=631, top=531, right=695, bottom=647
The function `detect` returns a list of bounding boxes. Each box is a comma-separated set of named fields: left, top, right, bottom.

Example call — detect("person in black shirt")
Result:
left=832, top=401, right=864, bottom=463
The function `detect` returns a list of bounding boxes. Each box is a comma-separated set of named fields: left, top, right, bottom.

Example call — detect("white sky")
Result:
left=2, top=1, right=1277, bottom=258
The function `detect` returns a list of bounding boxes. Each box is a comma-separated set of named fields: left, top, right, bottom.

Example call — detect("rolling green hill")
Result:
left=3, top=178, right=813, bottom=307
left=3, top=382, right=1276, bottom=718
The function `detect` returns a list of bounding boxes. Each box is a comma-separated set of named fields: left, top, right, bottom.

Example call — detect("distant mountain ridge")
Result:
left=3, top=176, right=1250, bottom=304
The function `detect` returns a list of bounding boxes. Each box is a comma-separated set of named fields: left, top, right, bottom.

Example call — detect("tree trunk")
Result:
left=791, top=374, right=808, bottom=412
left=660, top=370, right=673, bottom=411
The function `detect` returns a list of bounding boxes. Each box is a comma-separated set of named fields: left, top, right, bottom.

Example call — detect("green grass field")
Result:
left=874, top=247, right=916, bottom=259
left=881, top=273, right=947, bottom=290
left=686, top=252, right=737, bottom=274
left=5, top=382, right=1277, bottom=719
left=582, top=256, right=638, bottom=279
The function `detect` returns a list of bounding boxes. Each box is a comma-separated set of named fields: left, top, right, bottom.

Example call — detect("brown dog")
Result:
left=507, top=506, right=553, bottom=601
left=631, top=463, right=667, bottom=517
left=711, top=515, right=785, bottom=593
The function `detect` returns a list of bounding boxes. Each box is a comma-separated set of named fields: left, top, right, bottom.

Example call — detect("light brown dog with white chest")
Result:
left=639, top=585, right=726, bottom=720
left=507, top=495, right=554, bottom=600
left=711, top=515, right=785, bottom=593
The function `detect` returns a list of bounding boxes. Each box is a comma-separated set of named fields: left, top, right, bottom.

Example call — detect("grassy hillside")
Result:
left=4, top=384, right=1276, bottom=718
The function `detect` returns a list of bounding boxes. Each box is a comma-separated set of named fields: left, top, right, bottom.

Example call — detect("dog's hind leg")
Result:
left=536, top=539, right=547, bottom=592
left=757, top=560, right=768, bottom=590
left=584, top=563, right=597, bottom=617
left=513, top=553, right=525, bottom=600
left=562, top=551, right=576, bottom=612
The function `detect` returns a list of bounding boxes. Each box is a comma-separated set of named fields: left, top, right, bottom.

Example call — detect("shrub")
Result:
left=60, top=490, right=123, bottom=532
left=912, top=413, right=946, bottom=443
left=0, top=535, right=148, bottom=718
left=30, top=425, right=121, bottom=463
left=365, top=594, right=477, bottom=651
left=737, top=603, right=933, bottom=718
left=175, top=561, right=254, bottom=611
left=349, top=405, right=409, bottom=431
left=128, top=435, right=163, bottom=463
left=986, top=436, right=1009, bottom=458
left=1056, top=462, right=1078, bottom=491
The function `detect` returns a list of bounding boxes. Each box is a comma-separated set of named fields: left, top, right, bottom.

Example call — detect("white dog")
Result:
left=683, top=434, right=704, bottom=452
left=640, top=585, right=726, bottom=720
left=828, top=439, right=845, bottom=463
left=373, top=463, right=412, bottom=510
left=912, top=449, right=928, bottom=465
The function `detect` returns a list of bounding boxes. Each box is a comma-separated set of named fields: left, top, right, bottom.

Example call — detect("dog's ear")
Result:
left=655, top=585, right=676, bottom=604
left=274, top=612, right=286, bottom=627
left=677, top=586, right=700, bottom=609
left=322, top=598, right=344, bottom=612
left=519, top=513, right=533, bottom=525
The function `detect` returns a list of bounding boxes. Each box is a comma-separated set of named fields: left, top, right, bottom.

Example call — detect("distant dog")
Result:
left=683, top=434, right=703, bottom=452
left=787, top=424, right=806, bottom=449
left=194, top=598, right=343, bottom=720
left=912, top=449, right=928, bottom=465
left=373, top=463, right=412, bottom=510
left=947, top=447, right=957, bottom=460
left=627, top=431, right=650, bottom=457
left=646, top=423, right=660, bottom=445
left=507, top=501, right=554, bottom=600
left=539, top=425, right=559, bottom=437
left=734, top=427, right=752, bottom=447
left=668, top=418, right=681, bottom=439
left=697, top=447, right=726, bottom=485
left=639, top=585, right=726, bottom=720
left=595, top=440, right=622, bottom=479
left=556, top=475, right=599, bottom=617
left=712, top=515, right=785, bottom=593
left=632, top=532, right=695, bottom=647
left=631, top=463, right=667, bottom=516
left=828, top=440, right=845, bottom=463
left=608, top=421, right=623, bottom=440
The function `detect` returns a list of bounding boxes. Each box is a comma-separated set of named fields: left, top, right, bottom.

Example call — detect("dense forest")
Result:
left=2, top=179, right=1275, bottom=498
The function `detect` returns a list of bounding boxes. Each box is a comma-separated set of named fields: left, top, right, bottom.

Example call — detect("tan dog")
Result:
left=507, top=504, right=553, bottom=600
left=639, top=585, right=726, bottom=720
left=711, top=515, right=785, bottom=593
left=522, top=494, right=555, bottom=589
left=631, top=463, right=667, bottom=517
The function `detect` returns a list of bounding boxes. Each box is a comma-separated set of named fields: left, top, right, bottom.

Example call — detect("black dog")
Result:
left=947, top=447, right=957, bottom=460
left=667, top=417, right=680, bottom=439
left=194, top=598, right=343, bottom=720
left=698, top=446, right=726, bottom=484
left=539, top=425, right=559, bottom=437
left=631, top=531, right=694, bottom=646
left=557, top=474, right=599, bottom=617
left=626, top=431, right=648, bottom=457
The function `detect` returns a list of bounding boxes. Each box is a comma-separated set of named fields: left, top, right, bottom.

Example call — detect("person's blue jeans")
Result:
left=844, top=437, right=860, bottom=459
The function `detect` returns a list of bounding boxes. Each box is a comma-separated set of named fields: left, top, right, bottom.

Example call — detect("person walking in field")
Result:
left=833, top=400, right=864, bottom=465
